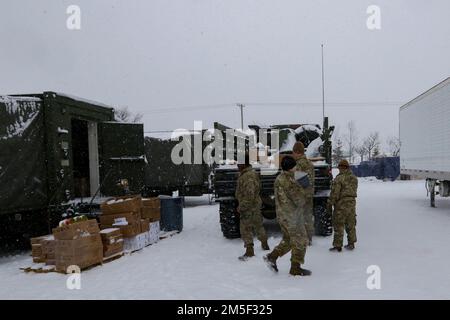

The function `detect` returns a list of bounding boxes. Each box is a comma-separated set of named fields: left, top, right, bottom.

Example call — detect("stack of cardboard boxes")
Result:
left=99, top=196, right=143, bottom=238
left=53, top=219, right=103, bottom=273
left=100, top=228, right=124, bottom=259
left=99, top=195, right=161, bottom=252
left=141, top=197, right=161, bottom=222
left=31, top=235, right=55, bottom=264
left=142, top=197, right=161, bottom=245
left=27, top=196, right=165, bottom=272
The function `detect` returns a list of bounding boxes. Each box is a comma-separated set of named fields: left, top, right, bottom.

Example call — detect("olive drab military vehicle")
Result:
left=213, top=118, right=334, bottom=239
left=0, top=93, right=213, bottom=249
left=0, top=93, right=145, bottom=248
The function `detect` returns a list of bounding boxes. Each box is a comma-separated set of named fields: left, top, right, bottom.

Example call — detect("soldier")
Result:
left=264, top=156, right=311, bottom=276
left=236, top=160, right=269, bottom=261
left=292, top=141, right=315, bottom=245
left=328, top=159, right=358, bottom=252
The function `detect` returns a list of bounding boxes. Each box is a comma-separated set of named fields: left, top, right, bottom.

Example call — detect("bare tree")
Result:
left=114, top=106, right=143, bottom=123
left=363, top=132, right=380, bottom=160
left=387, top=136, right=401, bottom=156
left=344, top=120, right=358, bottom=164
left=355, top=145, right=367, bottom=163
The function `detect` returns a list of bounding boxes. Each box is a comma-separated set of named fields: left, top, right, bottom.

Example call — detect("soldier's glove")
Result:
left=326, top=202, right=333, bottom=217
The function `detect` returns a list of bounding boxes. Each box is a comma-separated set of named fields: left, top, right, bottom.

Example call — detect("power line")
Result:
left=141, top=103, right=234, bottom=115
left=140, top=101, right=405, bottom=115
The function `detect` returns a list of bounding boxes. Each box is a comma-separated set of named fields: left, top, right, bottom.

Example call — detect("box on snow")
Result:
left=100, top=195, right=142, bottom=215
left=52, top=219, right=100, bottom=240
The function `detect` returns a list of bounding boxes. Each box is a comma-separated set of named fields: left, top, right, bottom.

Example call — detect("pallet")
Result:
left=159, top=230, right=180, bottom=240
left=21, top=231, right=180, bottom=274
left=103, top=251, right=124, bottom=263
left=20, top=263, right=56, bottom=274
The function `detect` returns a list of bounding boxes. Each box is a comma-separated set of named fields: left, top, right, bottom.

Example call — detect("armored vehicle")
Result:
left=213, top=118, right=334, bottom=239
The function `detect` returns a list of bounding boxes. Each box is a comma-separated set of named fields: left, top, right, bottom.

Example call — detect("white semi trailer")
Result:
left=400, top=77, right=450, bottom=207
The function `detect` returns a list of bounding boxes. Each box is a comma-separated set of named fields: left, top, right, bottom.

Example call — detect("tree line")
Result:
left=332, top=120, right=400, bottom=167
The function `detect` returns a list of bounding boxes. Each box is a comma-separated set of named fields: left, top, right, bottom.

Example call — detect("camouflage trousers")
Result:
left=273, top=220, right=308, bottom=265
left=240, top=209, right=268, bottom=248
left=332, top=198, right=357, bottom=248
left=304, top=191, right=315, bottom=240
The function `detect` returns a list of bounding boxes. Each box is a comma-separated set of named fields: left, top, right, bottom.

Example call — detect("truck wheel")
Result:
left=314, top=202, right=332, bottom=236
left=219, top=200, right=241, bottom=239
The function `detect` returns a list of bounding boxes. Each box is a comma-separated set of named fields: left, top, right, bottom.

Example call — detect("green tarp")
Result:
left=0, top=96, right=48, bottom=214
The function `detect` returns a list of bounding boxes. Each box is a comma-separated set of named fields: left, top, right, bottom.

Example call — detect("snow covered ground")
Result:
left=1, top=178, right=449, bottom=300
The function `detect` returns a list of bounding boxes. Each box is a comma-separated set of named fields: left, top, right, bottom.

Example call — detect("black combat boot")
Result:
left=329, top=246, right=342, bottom=252
left=261, top=240, right=270, bottom=251
left=289, top=262, right=312, bottom=276
left=238, top=245, right=255, bottom=261
left=345, top=244, right=355, bottom=250
left=263, top=251, right=279, bottom=273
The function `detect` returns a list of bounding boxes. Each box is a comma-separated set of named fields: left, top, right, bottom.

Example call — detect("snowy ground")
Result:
left=1, top=178, right=450, bottom=300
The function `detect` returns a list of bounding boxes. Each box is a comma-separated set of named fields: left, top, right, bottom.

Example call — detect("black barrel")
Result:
left=159, top=196, right=183, bottom=232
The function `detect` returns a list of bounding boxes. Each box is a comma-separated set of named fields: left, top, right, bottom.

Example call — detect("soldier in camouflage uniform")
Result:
left=293, top=141, right=315, bottom=245
left=264, top=156, right=311, bottom=276
left=236, top=162, right=269, bottom=261
left=328, top=159, right=358, bottom=252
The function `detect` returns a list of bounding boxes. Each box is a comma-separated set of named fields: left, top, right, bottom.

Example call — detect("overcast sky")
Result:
left=1, top=0, right=449, bottom=150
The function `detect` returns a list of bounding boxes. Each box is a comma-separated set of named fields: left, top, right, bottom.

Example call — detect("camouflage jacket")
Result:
left=295, top=154, right=315, bottom=190
left=329, top=169, right=358, bottom=206
left=274, top=171, right=306, bottom=225
left=235, top=166, right=262, bottom=212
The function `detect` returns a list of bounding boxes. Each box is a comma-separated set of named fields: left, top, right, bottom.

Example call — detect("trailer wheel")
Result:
left=219, top=200, right=241, bottom=239
left=314, top=201, right=332, bottom=236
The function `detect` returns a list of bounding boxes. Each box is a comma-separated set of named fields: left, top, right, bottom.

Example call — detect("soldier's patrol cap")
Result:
left=281, top=156, right=297, bottom=171
left=338, top=159, right=350, bottom=168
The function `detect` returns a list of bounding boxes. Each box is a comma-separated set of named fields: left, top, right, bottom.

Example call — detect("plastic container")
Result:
left=159, top=196, right=183, bottom=232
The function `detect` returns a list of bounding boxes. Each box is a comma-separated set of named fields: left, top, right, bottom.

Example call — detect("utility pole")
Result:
left=321, top=44, right=325, bottom=120
left=236, top=103, right=245, bottom=129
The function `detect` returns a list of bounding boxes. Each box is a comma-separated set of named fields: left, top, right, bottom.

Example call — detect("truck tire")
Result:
left=219, top=200, right=240, bottom=239
left=314, top=202, right=332, bottom=236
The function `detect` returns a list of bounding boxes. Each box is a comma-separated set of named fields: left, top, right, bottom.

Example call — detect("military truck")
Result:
left=1, top=92, right=213, bottom=248
left=213, top=118, right=334, bottom=239
left=0, top=92, right=145, bottom=248
left=143, top=134, right=213, bottom=197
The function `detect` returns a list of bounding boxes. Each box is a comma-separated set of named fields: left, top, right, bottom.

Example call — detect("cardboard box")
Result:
left=140, top=206, right=160, bottom=222
left=99, top=212, right=140, bottom=227
left=32, top=248, right=45, bottom=263
left=100, top=227, right=121, bottom=238
left=102, top=235, right=122, bottom=245
left=56, top=249, right=103, bottom=273
left=142, top=197, right=160, bottom=208
left=147, top=221, right=160, bottom=245
left=118, top=222, right=141, bottom=238
left=100, top=195, right=142, bottom=215
left=30, top=234, right=54, bottom=263
left=53, top=220, right=100, bottom=240
left=55, top=234, right=102, bottom=253
left=30, top=234, right=52, bottom=245
left=55, top=234, right=103, bottom=273
left=103, top=240, right=124, bottom=258
left=32, top=244, right=43, bottom=257
left=140, top=219, right=150, bottom=233
left=123, top=233, right=147, bottom=252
